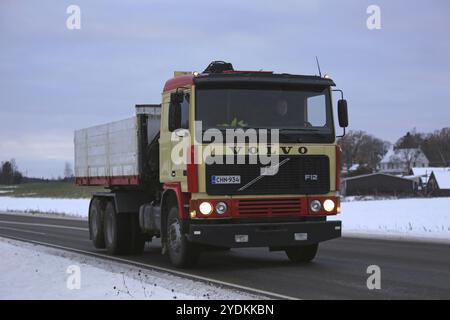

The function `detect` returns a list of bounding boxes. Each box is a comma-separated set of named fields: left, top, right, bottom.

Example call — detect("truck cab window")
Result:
left=306, top=94, right=326, bottom=127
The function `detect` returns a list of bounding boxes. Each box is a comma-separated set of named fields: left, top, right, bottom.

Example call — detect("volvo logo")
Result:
left=280, top=146, right=308, bottom=155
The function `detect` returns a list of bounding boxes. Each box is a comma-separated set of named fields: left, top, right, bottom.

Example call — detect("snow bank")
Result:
left=0, top=237, right=261, bottom=300
left=329, top=198, right=450, bottom=241
left=0, top=197, right=89, bottom=217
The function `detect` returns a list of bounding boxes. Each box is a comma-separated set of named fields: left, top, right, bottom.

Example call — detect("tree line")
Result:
left=0, top=160, right=74, bottom=185
left=0, top=159, right=23, bottom=185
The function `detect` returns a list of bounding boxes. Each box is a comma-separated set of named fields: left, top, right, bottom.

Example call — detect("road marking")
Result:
left=0, top=233, right=299, bottom=300
left=0, top=212, right=85, bottom=222
left=0, top=226, right=47, bottom=236
left=0, top=220, right=88, bottom=232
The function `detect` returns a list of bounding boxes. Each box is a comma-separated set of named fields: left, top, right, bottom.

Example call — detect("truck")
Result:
left=74, top=61, right=349, bottom=268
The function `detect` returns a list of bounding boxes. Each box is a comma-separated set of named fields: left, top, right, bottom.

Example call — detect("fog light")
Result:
left=323, top=199, right=335, bottom=212
left=199, top=202, right=213, bottom=215
left=310, top=200, right=321, bottom=213
left=215, top=202, right=228, bottom=214
left=235, top=235, right=248, bottom=243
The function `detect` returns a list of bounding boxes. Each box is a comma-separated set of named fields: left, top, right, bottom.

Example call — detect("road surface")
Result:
left=0, top=212, right=449, bottom=299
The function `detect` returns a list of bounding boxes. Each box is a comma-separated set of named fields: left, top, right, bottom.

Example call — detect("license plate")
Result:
left=211, top=175, right=241, bottom=184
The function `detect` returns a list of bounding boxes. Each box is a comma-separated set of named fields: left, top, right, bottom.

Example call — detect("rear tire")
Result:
left=103, top=201, right=131, bottom=255
left=285, top=244, right=318, bottom=263
left=166, top=205, right=200, bottom=268
left=89, top=198, right=105, bottom=249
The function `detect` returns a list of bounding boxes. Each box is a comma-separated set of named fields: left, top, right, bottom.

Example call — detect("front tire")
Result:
left=166, top=205, right=200, bottom=268
left=89, top=198, right=105, bottom=249
left=285, top=244, right=318, bottom=263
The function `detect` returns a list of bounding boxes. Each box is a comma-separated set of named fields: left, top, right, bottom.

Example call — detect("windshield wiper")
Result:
left=279, top=128, right=332, bottom=141
left=280, top=128, right=330, bottom=135
left=279, top=128, right=322, bottom=132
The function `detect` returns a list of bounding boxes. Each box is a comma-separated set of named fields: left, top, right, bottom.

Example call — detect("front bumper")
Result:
left=187, top=220, right=341, bottom=248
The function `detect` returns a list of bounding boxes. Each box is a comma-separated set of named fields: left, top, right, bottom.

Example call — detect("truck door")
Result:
left=159, top=90, right=190, bottom=186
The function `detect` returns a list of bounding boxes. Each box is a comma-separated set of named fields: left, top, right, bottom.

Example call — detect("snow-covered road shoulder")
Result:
left=0, top=237, right=263, bottom=300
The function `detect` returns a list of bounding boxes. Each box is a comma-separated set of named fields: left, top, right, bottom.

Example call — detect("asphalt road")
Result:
left=0, top=212, right=449, bottom=299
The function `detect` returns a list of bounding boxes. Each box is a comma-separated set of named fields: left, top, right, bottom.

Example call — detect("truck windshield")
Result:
left=195, top=87, right=334, bottom=143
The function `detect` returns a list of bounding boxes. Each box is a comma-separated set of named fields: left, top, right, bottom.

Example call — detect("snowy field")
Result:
left=331, top=198, right=450, bottom=241
left=0, top=197, right=89, bottom=217
left=0, top=196, right=449, bottom=241
left=0, top=237, right=261, bottom=300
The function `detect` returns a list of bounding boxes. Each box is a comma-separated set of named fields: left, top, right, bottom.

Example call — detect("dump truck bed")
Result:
left=74, top=105, right=160, bottom=186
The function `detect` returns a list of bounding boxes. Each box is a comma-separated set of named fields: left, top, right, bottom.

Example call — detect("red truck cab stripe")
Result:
left=187, top=145, right=199, bottom=193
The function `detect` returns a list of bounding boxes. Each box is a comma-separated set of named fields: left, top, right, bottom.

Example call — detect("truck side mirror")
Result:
left=169, top=92, right=183, bottom=131
left=337, top=99, right=348, bottom=128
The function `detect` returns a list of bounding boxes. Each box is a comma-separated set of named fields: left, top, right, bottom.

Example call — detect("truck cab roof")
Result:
left=163, top=61, right=336, bottom=92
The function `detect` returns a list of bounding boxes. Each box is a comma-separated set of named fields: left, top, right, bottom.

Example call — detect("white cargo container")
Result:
left=74, top=105, right=160, bottom=185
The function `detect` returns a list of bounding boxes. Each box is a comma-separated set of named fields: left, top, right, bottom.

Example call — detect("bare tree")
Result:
left=397, top=148, right=421, bottom=173
left=0, top=159, right=23, bottom=185
left=338, top=130, right=390, bottom=171
left=64, top=162, right=74, bottom=179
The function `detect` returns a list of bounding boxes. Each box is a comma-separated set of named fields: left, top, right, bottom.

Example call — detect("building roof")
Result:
left=410, top=167, right=449, bottom=183
left=343, top=172, right=416, bottom=183
left=431, top=170, right=450, bottom=189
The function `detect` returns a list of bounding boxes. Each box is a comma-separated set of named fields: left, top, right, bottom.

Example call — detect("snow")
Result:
left=329, top=197, right=450, bottom=241
left=432, top=171, right=450, bottom=189
left=411, top=167, right=449, bottom=184
left=1, top=196, right=449, bottom=242
left=0, top=237, right=262, bottom=300
left=0, top=197, right=89, bottom=217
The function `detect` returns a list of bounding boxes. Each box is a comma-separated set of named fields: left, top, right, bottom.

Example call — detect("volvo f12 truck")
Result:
left=74, top=61, right=349, bottom=268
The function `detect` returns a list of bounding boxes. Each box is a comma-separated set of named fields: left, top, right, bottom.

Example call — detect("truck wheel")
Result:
left=89, top=198, right=105, bottom=249
left=104, top=201, right=131, bottom=255
left=166, top=205, right=199, bottom=268
left=285, top=244, right=318, bottom=263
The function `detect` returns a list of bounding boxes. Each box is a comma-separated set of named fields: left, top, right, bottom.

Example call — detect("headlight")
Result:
left=215, top=202, right=228, bottom=214
left=310, top=200, right=321, bottom=213
left=323, top=199, right=335, bottom=212
left=199, top=202, right=213, bottom=215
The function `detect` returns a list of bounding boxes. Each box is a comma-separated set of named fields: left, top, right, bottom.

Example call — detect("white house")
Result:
left=379, top=147, right=429, bottom=174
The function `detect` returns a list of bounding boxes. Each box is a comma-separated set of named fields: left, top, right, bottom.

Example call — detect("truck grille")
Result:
left=236, top=198, right=307, bottom=216
left=205, top=155, right=330, bottom=195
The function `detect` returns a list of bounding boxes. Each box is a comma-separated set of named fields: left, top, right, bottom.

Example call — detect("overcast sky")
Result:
left=1, top=0, right=449, bottom=178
